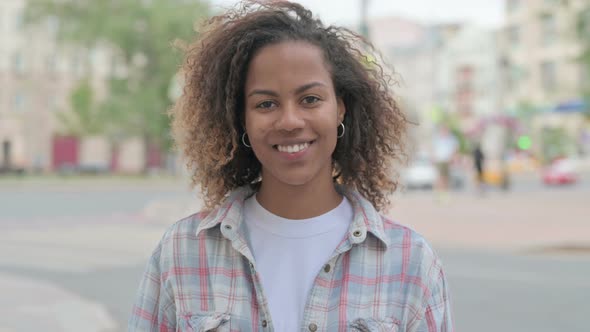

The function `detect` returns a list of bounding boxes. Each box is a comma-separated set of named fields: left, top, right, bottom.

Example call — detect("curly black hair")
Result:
left=171, top=0, right=408, bottom=210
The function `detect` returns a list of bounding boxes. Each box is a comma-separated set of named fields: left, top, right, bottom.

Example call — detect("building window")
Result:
left=89, top=48, right=99, bottom=67
left=581, top=64, right=590, bottom=91
left=456, top=66, right=474, bottom=117
left=508, top=26, right=520, bottom=46
left=46, top=54, right=57, bottom=74
left=507, top=0, right=520, bottom=11
left=12, top=53, right=26, bottom=74
left=46, top=16, right=59, bottom=35
left=13, top=92, right=26, bottom=112
left=541, top=61, right=557, bottom=92
left=71, top=55, right=80, bottom=75
left=71, top=53, right=87, bottom=77
left=540, top=14, right=556, bottom=45
left=47, top=94, right=59, bottom=111
left=14, top=12, right=24, bottom=31
left=510, top=64, right=527, bottom=85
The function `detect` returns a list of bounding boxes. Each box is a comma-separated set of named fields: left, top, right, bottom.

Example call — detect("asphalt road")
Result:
left=0, top=175, right=588, bottom=331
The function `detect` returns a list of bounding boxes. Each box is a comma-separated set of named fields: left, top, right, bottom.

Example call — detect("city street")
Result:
left=0, top=173, right=589, bottom=332
left=3, top=0, right=590, bottom=331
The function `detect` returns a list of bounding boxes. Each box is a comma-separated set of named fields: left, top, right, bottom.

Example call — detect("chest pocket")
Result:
left=179, top=312, right=231, bottom=332
left=348, top=317, right=400, bottom=332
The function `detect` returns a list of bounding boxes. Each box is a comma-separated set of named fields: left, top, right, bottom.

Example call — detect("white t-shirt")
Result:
left=243, top=195, right=353, bottom=332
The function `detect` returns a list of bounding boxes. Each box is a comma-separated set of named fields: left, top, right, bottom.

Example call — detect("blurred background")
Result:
left=0, top=0, right=589, bottom=331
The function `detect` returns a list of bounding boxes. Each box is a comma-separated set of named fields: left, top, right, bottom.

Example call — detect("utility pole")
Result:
left=360, top=0, right=370, bottom=39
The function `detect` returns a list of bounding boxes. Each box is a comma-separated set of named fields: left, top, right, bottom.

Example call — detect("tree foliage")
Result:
left=56, top=80, right=106, bottom=136
left=26, top=0, right=209, bottom=148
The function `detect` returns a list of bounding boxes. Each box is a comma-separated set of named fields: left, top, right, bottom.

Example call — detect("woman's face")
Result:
left=244, top=41, right=345, bottom=189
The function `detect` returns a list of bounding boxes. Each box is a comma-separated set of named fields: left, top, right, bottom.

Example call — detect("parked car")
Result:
left=403, top=156, right=437, bottom=190
left=402, top=156, right=464, bottom=190
left=542, top=158, right=577, bottom=185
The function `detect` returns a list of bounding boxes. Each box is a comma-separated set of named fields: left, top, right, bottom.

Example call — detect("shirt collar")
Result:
left=339, top=187, right=390, bottom=248
left=195, top=185, right=390, bottom=248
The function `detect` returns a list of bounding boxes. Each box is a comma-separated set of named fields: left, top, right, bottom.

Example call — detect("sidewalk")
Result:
left=0, top=273, right=117, bottom=332
left=388, top=189, right=590, bottom=253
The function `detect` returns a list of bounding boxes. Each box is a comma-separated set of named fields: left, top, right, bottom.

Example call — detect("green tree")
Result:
left=57, top=80, right=105, bottom=136
left=26, top=0, right=209, bottom=168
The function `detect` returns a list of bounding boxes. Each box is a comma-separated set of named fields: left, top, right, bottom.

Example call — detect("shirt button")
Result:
left=353, top=230, right=362, bottom=237
left=224, top=224, right=233, bottom=230
left=262, top=320, right=268, bottom=328
left=323, top=264, right=331, bottom=273
left=308, top=323, right=318, bottom=331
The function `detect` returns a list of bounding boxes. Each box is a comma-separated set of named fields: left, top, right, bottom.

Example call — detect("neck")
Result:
left=256, top=175, right=342, bottom=220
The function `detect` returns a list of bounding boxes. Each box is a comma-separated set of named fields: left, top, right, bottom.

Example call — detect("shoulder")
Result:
left=380, top=215, right=443, bottom=275
left=153, top=210, right=215, bottom=262
left=163, top=210, right=210, bottom=239
left=381, top=215, right=433, bottom=249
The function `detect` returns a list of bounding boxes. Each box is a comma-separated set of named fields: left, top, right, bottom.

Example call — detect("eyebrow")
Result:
left=246, top=81, right=326, bottom=98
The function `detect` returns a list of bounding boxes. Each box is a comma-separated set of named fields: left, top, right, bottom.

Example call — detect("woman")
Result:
left=129, top=1, right=453, bottom=331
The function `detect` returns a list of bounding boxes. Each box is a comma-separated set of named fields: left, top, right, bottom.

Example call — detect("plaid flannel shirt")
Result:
left=129, top=186, right=453, bottom=331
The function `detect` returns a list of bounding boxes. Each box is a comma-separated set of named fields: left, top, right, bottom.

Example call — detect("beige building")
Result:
left=502, top=0, right=587, bottom=109
left=435, top=25, right=507, bottom=157
left=502, top=0, right=589, bottom=159
left=369, top=18, right=461, bottom=152
left=0, top=0, right=112, bottom=172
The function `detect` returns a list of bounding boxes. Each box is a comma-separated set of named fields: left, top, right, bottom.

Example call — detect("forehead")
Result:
left=245, top=41, right=333, bottom=91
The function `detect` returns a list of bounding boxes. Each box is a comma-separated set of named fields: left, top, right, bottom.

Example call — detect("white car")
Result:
left=402, top=156, right=465, bottom=190
left=402, top=156, right=438, bottom=190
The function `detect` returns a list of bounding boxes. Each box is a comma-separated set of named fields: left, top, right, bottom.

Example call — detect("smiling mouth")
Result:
left=273, top=140, right=315, bottom=153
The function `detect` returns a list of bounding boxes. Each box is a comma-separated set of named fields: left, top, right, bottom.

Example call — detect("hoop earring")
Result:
left=241, top=132, right=251, bottom=148
left=337, top=122, right=345, bottom=138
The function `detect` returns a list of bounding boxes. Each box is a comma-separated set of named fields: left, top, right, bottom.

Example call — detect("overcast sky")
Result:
left=211, top=0, right=506, bottom=28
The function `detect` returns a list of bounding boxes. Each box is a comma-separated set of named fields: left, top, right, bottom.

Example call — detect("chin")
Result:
left=275, top=174, right=316, bottom=187
left=263, top=169, right=318, bottom=187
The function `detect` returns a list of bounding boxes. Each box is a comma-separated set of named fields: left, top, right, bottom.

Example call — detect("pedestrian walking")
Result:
left=472, top=142, right=485, bottom=194
left=129, top=1, right=453, bottom=331
left=432, top=126, right=459, bottom=200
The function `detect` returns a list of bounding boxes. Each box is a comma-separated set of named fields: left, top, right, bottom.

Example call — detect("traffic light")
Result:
left=518, top=135, right=532, bottom=150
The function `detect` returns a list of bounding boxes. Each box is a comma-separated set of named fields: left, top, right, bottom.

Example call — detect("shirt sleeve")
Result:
left=414, top=263, right=454, bottom=332
left=128, top=244, right=176, bottom=332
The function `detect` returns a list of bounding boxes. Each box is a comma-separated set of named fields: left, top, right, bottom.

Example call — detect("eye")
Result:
left=256, top=100, right=277, bottom=109
left=301, top=96, right=320, bottom=105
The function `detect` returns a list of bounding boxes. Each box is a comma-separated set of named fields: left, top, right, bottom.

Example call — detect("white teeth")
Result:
left=277, top=142, right=310, bottom=153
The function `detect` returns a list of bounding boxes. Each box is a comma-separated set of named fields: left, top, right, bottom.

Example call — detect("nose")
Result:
left=274, top=103, right=305, bottom=132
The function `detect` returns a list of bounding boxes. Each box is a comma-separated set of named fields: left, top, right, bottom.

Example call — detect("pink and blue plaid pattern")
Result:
left=129, top=186, right=453, bottom=331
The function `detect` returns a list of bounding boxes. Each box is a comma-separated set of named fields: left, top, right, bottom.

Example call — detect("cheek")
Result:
left=245, top=112, right=260, bottom=138
left=244, top=113, right=270, bottom=155
left=244, top=110, right=254, bottom=133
